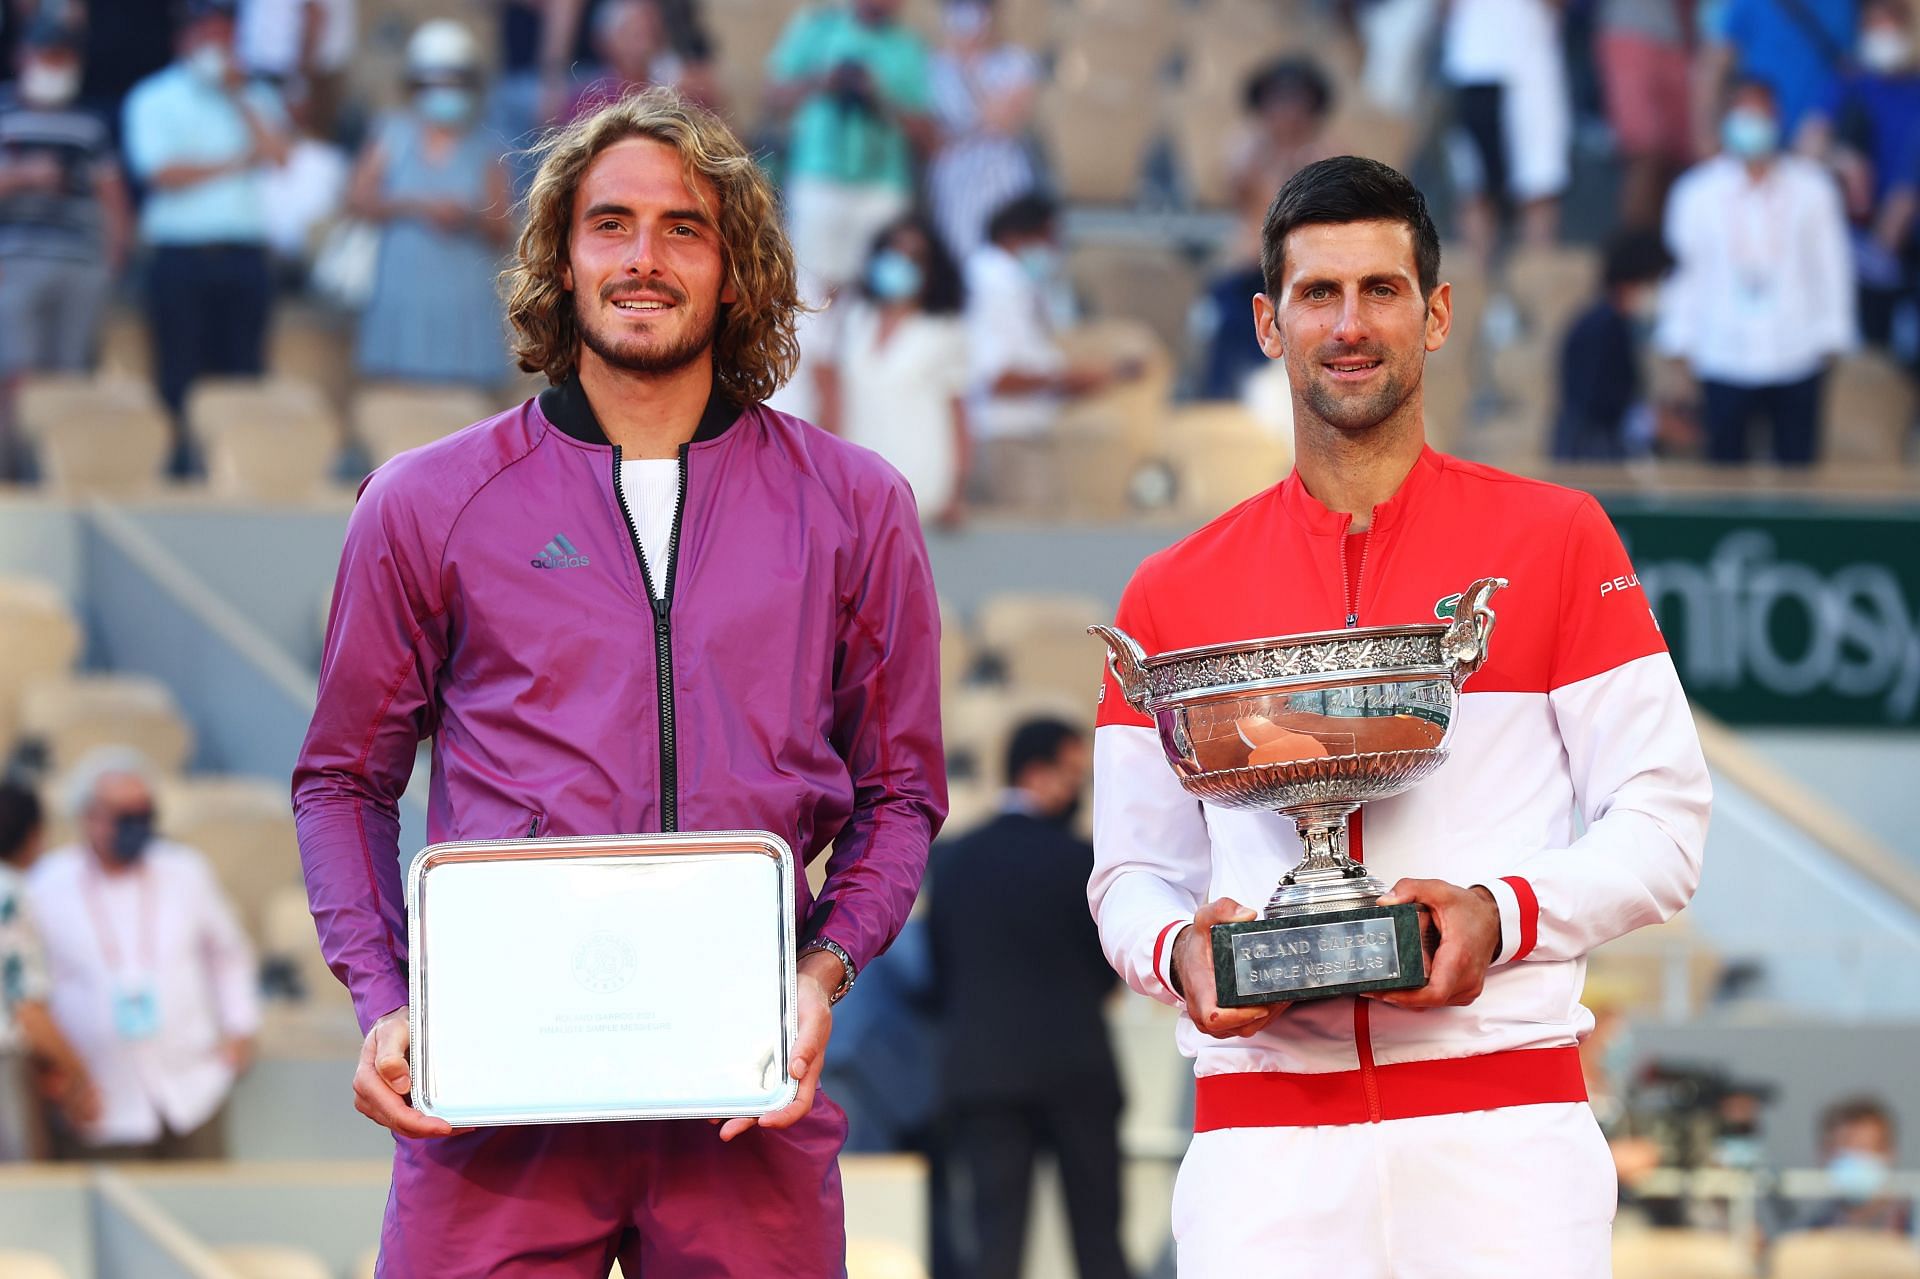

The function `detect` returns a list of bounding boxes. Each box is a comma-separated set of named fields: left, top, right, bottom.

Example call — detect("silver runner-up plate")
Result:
left=406, top=831, right=800, bottom=1127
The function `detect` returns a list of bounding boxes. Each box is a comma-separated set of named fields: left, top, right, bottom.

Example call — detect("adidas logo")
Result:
left=531, top=533, right=591, bottom=569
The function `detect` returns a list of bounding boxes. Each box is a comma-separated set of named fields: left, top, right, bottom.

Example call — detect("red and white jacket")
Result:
left=1091, top=446, right=1711, bottom=1129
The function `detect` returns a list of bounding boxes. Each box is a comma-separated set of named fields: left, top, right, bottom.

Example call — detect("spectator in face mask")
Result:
left=1805, top=0, right=1920, bottom=356
left=1804, top=1096, right=1911, bottom=1233
left=121, top=0, right=290, bottom=477
left=963, top=194, right=1138, bottom=508
left=1655, top=77, right=1857, bottom=464
left=24, top=747, right=259, bottom=1160
left=347, top=19, right=514, bottom=389
left=0, top=19, right=133, bottom=387
left=820, top=216, right=972, bottom=528
left=927, top=718, right=1130, bottom=1279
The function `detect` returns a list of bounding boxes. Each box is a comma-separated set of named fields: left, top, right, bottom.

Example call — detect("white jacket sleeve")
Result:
left=1475, top=494, right=1711, bottom=966
left=1090, top=723, right=1214, bottom=1005
left=1478, top=652, right=1711, bottom=965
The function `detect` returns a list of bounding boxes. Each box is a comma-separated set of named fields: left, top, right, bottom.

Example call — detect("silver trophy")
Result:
left=1090, top=577, right=1506, bottom=1005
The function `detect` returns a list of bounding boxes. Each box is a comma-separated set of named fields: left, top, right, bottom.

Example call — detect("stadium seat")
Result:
left=938, top=598, right=976, bottom=695
left=0, top=575, right=83, bottom=702
left=1163, top=402, right=1294, bottom=515
left=1487, top=336, right=1556, bottom=434
left=20, top=675, right=194, bottom=777
left=1770, top=1230, right=1920, bottom=1279
left=704, top=0, right=795, bottom=121
left=1052, top=6, right=1180, bottom=88
left=1321, top=103, right=1416, bottom=169
left=158, top=775, right=303, bottom=945
left=262, top=883, right=350, bottom=1006
left=1181, top=4, right=1287, bottom=95
left=1168, top=86, right=1240, bottom=208
left=267, top=305, right=356, bottom=409
left=0, top=1252, right=68, bottom=1279
left=32, top=404, right=172, bottom=499
left=354, top=1249, right=376, bottom=1279
left=846, top=1238, right=928, bottom=1279
left=214, top=1245, right=333, bottom=1279
left=1036, top=83, right=1159, bottom=204
left=96, top=304, right=149, bottom=378
left=1067, top=243, right=1203, bottom=366
left=353, top=383, right=492, bottom=466
left=1503, top=243, right=1597, bottom=346
left=189, top=377, right=342, bottom=503
left=1612, top=1228, right=1757, bottom=1279
left=1050, top=426, right=1157, bottom=520
left=1824, top=353, right=1916, bottom=466
left=12, top=373, right=160, bottom=443
left=975, top=591, right=1109, bottom=657
left=944, top=685, right=1095, bottom=786
left=1056, top=318, right=1178, bottom=451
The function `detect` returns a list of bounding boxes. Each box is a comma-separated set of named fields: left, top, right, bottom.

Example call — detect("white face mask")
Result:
left=20, top=61, right=81, bottom=107
left=185, top=43, right=230, bottom=87
left=1861, top=27, right=1913, bottom=72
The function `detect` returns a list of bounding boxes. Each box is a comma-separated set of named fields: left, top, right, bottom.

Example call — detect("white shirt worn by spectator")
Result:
left=26, top=842, right=260, bottom=1147
left=835, top=301, right=970, bottom=515
left=238, top=0, right=358, bottom=78
left=965, top=242, right=1065, bottom=441
left=1655, top=153, right=1857, bottom=386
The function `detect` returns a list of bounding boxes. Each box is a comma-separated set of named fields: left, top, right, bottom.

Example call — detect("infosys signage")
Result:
left=1606, top=500, right=1920, bottom=727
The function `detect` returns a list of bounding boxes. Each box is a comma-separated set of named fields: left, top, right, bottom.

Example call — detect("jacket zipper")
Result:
left=1341, top=512, right=1384, bottom=1122
left=612, top=443, right=690, bottom=833
left=528, top=815, right=543, bottom=837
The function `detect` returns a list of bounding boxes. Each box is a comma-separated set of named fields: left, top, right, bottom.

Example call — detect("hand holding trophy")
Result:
left=1091, top=577, right=1507, bottom=1008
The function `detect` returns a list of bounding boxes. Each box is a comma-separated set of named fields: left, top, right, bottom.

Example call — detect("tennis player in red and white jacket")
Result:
left=1092, top=158, right=1711, bottom=1277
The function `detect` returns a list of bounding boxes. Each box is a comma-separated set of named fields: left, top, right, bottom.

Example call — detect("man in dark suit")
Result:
left=928, top=717, right=1131, bottom=1279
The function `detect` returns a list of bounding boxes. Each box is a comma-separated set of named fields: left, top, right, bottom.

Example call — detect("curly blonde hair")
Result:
left=503, top=87, right=801, bottom=405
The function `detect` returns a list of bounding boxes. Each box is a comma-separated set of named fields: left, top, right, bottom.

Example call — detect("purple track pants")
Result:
left=376, top=1096, right=849, bottom=1277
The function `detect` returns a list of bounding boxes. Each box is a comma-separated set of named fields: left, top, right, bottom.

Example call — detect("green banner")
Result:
left=1601, top=499, right=1920, bottom=727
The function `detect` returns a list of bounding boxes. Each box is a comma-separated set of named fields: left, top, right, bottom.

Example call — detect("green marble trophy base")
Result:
left=1210, top=902, right=1431, bottom=1008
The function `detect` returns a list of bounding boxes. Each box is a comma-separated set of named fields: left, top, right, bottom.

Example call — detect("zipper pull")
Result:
left=1346, top=612, right=1359, bottom=628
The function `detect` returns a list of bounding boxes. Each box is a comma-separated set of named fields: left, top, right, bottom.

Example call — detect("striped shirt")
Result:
left=0, top=91, right=112, bottom=261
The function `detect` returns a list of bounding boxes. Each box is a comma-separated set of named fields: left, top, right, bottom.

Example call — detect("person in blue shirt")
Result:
left=120, top=0, right=288, bottom=476
left=1701, top=0, right=1857, bottom=148
left=1806, top=0, right=1920, bottom=355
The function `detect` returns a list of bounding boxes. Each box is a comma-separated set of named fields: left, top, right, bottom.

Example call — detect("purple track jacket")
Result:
left=293, top=379, right=947, bottom=1032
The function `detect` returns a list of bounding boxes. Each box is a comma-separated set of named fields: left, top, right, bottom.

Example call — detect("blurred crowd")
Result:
left=0, top=0, right=1912, bottom=499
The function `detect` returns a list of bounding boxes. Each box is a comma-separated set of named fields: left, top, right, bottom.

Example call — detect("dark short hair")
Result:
left=1728, top=74, right=1780, bottom=108
left=861, top=214, right=965, bottom=315
left=1260, top=155, right=1441, bottom=299
left=1822, top=1095, right=1897, bottom=1141
left=0, top=783, right=42, bottom=865
left=986, top=193, right=1057, bottom=246
left=1005, top=717, right=1082, bottom=787
left=1244, top=56, right=1334, bottom=118
left=1602, top=229, right=1672, bottom=289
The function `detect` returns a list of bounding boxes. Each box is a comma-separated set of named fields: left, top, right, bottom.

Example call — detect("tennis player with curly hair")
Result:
left=293, top=88, right=946, bottom=1276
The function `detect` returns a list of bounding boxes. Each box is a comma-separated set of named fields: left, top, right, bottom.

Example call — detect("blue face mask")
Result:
left=1722, top=108, right=1780, bottom=159
left=1827, top=1151, right=1891, bottom=1201
left=1016, top=244, right=1059, bottom=284
left=417, top=86, right=475, bottom=126
left=867, top=249, right=924, bottom=301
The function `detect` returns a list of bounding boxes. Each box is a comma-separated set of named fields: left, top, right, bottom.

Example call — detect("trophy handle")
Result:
left=1441, top=576, right=1508, bottom=686
left=1087, top=624, right=1152, bottom=714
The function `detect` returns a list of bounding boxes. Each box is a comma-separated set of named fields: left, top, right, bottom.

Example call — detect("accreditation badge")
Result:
left=112, top=981, right=160, bottom=1041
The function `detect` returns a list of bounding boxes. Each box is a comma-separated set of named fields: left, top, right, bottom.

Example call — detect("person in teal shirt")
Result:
left=767, top=0, right=932, bottom=290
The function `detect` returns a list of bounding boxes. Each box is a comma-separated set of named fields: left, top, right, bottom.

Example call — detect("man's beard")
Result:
left=575, top=284, right=718, bottom=376
left=1299, top=344, right=1419, bottom=434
